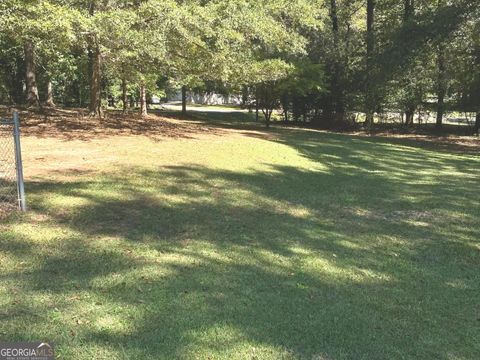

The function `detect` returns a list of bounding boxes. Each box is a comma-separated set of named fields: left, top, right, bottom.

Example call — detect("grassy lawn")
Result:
left=1, top=109, right=479, bottom=359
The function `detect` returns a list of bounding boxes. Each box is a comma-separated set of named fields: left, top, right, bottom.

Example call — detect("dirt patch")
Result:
left=1, top=107, right=477, bottom=181
left=2, top=107, right=478, bottom=153
left=0, top=107, right=224, bottom=141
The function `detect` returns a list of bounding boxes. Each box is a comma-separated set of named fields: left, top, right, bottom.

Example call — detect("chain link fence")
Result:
left=0, top=112, right=26, bottom=216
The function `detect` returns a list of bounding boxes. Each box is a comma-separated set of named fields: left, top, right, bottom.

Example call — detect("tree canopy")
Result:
left=0, top=0, right=479, bottom=131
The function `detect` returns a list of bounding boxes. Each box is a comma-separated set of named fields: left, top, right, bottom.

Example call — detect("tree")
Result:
left=24, top=39, right=40, bottom=108
left=1, top=0, right=479, bottom=136
left=471, top=29, right=480, bottom=135
left=321, top=0, right=342, bottom=124
left=435, top=41, right=446, bottom=127
left=249, top=60, right=293, bottom=127
left=365, top=0, right=375, bottom=126
left=181, top=85, right=187, bottom=115
left=0, top=0, right=75, bottom=107
left=403, top=0, right=416, bottom=126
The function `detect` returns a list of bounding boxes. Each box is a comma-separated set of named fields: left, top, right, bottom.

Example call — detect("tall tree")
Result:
left=24, top=39, right=40, bottom=108
left=139, top=81, right=147, bottom=117
left=435, top=42, right=446, bottom=127
left=0, top=0, right=75, bottom=107
left=434, top=0, right=446, bottom=127
left=121, top=77, right=128, bottom=114
left=328, top=0, right=344, bottom=124
left=473, top=37, right=480, bottom=135
left=89, top=43, right=102, bottom=116
left=181, top=85, right=187, bottom=115
left=365, top=0, right=375, bottom=126
left=403, top=0, right=416, bottom=126
left=87, top=1, right=102, bottom=116
left=45, top=75, right=55, bottom=107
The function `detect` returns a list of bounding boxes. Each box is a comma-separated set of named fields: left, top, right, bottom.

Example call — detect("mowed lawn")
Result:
left=1, top=110, right=479, bottom=359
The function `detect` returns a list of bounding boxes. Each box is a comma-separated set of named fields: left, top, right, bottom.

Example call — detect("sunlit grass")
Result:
left=1, top=113, right=479, bottom=359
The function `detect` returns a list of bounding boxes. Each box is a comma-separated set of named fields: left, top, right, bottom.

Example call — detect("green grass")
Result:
left=1, top=112, right=479, bottom=359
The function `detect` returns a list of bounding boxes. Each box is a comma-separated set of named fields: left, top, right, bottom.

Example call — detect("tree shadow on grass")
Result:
left=186, top=109, right=480, bottom=154
left=1, top=130, right=479, bottom=359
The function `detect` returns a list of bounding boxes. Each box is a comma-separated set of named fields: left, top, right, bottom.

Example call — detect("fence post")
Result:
left=13, top=112, right=26, bottom=211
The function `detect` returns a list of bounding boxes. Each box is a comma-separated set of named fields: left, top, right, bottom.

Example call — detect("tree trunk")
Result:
left=89, top=44, right=102, bottom=117
left=436, top=43, right=446, bottom=128
left=473, top=111, right=480, bottom=136
left=181, top=85, right=187, bottom=115
left=330, top=0, right=344, bottom=123
left=24, top=40, right=40, bottom=108
left=474, top=37, right=480, bottom=135
left=88, top=1, right=101, bottom=117
left=45, top=77, right=55, bottom=107
left=263, top=109, right=272, bottom=128
left=404, top=0, right=414, bottom=21
left=140, top=82, right=147, bottom=117
left=365, top=0, right=375, bottom=126
left=242, top=85, right=248, bottom=108
left=255, top=86, right=259, bottom=121
left=122, top=78, right=128, bottom=114
left=281, top=93, right=289, bottom=123
left=403, top=0, right=416, bottom=126
left=10, top=56, right=24, bottom=104
left=259, top=84, right=273, bottom=128
left=436, top=0, right=446, bottom=128
left=108, top=90, right=115, bottom=108
left=405, top=108, right=414, bottom=126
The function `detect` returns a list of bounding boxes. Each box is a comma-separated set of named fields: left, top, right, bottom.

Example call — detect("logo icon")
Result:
left=0, top=342, right=55, bottom=360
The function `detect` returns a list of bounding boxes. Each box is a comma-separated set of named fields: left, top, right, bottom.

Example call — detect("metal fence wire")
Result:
left=0, top=113, right=26, bottom=216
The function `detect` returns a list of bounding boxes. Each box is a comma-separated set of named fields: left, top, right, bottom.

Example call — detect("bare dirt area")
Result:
left=0, top=107, right=223, bottom=141
left=0, top=107, right=231, bottom=179
left=0, top=107, right=478, bottom=181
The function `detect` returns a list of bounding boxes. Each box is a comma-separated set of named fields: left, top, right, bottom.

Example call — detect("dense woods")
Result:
left=0, top=0, right=479, bottom=132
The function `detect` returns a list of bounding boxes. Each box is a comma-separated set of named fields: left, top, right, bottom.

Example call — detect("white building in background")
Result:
left=168, top=91, right=243, bottom=106
left=151, top=95, right=161, bottom=104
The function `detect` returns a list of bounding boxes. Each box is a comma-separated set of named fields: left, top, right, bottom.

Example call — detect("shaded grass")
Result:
left=0, top=111, right=479, bottom=359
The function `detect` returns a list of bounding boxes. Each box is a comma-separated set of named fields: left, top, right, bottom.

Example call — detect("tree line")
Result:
left=0, top=0, right=479, bottom=133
